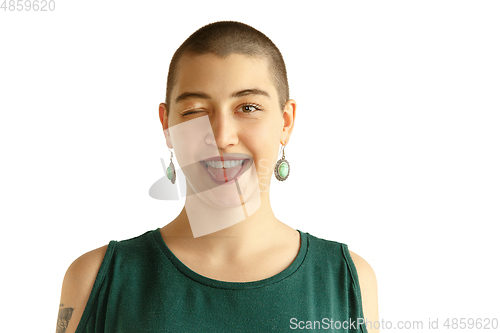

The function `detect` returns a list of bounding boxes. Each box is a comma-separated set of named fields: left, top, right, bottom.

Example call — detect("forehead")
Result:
left=173, top=53, right=278, bottom=101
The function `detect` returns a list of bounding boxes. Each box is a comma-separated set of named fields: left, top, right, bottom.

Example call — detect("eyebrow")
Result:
left=175, top=89, right=270, bottom=103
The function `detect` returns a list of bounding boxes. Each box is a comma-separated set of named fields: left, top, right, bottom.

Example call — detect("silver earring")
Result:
left=166, top=148, right=176, bottom=184
left=274, top=144, right=290, bottom=181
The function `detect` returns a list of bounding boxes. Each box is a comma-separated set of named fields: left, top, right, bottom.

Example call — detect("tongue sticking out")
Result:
left=206, top=163, right=244, bottom=182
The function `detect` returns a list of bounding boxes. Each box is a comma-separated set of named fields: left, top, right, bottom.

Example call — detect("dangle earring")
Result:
left=274, top=143, right=290, bottom=181
left=166, top=148, right=176, bottom=184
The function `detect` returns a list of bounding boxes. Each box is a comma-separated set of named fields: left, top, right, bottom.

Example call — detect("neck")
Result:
left=162, top=191, right=293, bottom=262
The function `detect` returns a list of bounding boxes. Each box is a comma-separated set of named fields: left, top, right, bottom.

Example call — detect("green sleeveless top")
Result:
left=75, top=229, right=368, bottom=332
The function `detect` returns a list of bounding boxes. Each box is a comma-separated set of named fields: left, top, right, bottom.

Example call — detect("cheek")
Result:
left=242, top=124, right=280, bottom=175
left=244, top=122, right=278, bottom=150
left=249, top=116, right=281, bottom=139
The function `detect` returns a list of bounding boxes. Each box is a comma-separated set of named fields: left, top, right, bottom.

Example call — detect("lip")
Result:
left=199, top=158, right=251, bottom=185
left=201, top=153, right=251, bottom=162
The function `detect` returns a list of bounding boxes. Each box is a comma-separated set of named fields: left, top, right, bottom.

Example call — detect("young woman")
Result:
left=57, top=21, right=379, bottom=333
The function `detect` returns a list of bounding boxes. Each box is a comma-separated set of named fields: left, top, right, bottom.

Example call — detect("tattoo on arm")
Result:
left=57, top=303, right=74, bottom=333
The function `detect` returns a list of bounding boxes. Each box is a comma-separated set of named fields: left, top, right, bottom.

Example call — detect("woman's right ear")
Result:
left=159, top=103, right=168, bottom=128
left=159, top=103, right=173, bottom=148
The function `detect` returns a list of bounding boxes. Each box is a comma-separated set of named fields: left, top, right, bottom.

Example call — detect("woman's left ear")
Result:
left=281, top=99, right=297, bottom=143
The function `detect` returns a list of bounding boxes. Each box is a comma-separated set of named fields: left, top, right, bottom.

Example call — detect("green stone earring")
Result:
left=166, top=148, right=176, bottom=184
left=274, top=144, right=290, bottom=181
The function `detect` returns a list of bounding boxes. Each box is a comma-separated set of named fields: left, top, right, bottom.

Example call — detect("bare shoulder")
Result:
left=349, top=251, right=376, bottom=283
left=56, top=245, right=108, bottom=333
left=349, top=250, right=380, bottom=333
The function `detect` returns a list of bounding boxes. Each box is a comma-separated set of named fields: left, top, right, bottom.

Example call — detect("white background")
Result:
left=1, top=1, right=499, bottom=332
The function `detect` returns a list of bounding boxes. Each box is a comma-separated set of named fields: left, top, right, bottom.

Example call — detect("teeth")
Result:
left=204, top=159, right=244, bottom=169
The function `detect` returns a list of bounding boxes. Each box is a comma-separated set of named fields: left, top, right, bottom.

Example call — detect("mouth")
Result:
left=198, top=158, right=251, bottom=185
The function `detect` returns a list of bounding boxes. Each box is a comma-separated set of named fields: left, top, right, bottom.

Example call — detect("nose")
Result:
left=205, top=110, right=239, bottom=150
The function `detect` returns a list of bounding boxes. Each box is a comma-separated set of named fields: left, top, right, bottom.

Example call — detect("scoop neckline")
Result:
left=152, top=228, right=308, bottom=290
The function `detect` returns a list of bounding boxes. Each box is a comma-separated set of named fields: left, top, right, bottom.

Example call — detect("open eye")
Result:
left=239, top=103, right=263, bottom=114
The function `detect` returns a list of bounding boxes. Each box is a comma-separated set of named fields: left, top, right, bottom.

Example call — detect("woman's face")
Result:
left=161, top=52, right=295, bottom=208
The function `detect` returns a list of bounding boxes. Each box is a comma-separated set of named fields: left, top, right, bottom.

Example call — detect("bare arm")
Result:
left=350, top=250, right=379, bottom=333
left=56, top=245, right=107, bottom=333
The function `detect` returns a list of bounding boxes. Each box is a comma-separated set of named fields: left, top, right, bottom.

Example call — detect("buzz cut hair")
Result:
left=165, top=21, right=289, bottom=116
